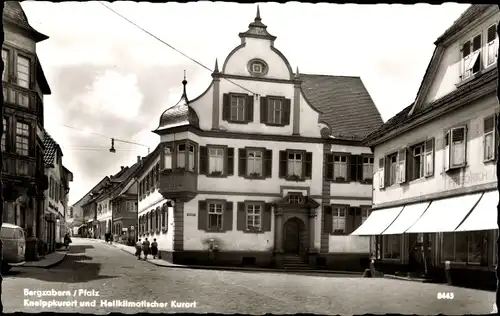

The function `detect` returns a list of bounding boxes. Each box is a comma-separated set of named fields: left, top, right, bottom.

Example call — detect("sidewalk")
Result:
left=24, top=250, right=67, bottom=268
left=95, top=239, right=362, bottom=276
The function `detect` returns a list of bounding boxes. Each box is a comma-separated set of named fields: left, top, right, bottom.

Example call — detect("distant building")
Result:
left=360, top=5, right=499, bottom=287
left=42, top=131, right=72, bottom=253
left=2, top=1, right=51, bottom=260
left=133, top=7, right=383, bottom=271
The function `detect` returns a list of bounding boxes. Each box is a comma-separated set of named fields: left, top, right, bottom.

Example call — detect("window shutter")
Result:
left=304, top=152, right=312, bottom=178
left=279, top=151, right=287, bottom=178
left=488, top=25, right=496, bottom=43
left=378, top=158, right=385, bottom=188
left=496, top=113, right=499, bottom=161
left=264, top=149, right=273, bottom=178
left=397, top=149, right=407, bottom=183
left=353, top=207, right=362, bottom=230
left=282, top=98, right=291, bottom=126
left=325, top=153, right=334, bottom=180
left=323, top=205, right=333, bottom=234
left=345, top=207, right=355, bottom=234
left=223, top=201, right=233, bottom=231
left=451, top=127, right=467, bottom=167
left=246, top=95, right=254, bottom=122
left=238, top=148, right=247, bottom=176
left=356, top=156, right=363, bottom=182
left=260, top=97, right=267, bottom=123
left=237, top=202, right=246, bottom=231
left=199, top=146, right=208, bottom=175
left=198, top=201, right=207, bottom=231
left=425, top=138, right=435, bottom=176
left=222, top=93, right=230, bottom=121
left=444, top=132, right=450, bottom=171
left=262, top=204, right=272, bottom=232
left=227, top=147, right=234, bottom=176
left=348, top=155, right=357, bottom=182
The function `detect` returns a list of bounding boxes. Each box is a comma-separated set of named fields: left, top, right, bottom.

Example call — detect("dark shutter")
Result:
left=198, top=201, right=207, bottom=230
left=246, top=95, right=254, bottom=122
left=262, top=204, right=272, bottom=232
left=222, top=93, right=230, bottom=121
left=223, top=201, right=233, bottom=231
left=304, top=152, right=312, bottom=178
left=264, top=149, right=273, bottom=178
left=353, top=207, right=362, bottom=230
left=227, top=147, right=234, bottom=176
left=406, top=149, right=413, bottom=181
left=238, top=148, right=247, bottom=176
left=260, top=97, right=267, bottom=123
left=279, top=151, right=287, bottom=178
left=345, top=207, right=355, bottom=234
left=237, top=202, right=246, bottom=231
left=199, top=146, right=208, bottom=175
left=357, top=156, right=364, bottom=181
left=325, top=153, right=334, bottom=180
left=384, top=156, right=390, bottom=187
left=348, top=155, right=356, bottom=182
left=283, top=98, right=291, bottom=125
left=323, top=205, right=332, bottom=234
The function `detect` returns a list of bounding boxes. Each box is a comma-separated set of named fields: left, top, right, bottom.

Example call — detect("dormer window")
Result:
left=487, top=24, right=498, bottom=67
left=462, top=34, right=481, bottom=80
left=247, top=59, right=268, bottom=77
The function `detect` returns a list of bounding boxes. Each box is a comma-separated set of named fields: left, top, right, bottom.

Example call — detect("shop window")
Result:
left=383, top=235, right=401, bottom=259
left=441, top=232, right=488, bottom=265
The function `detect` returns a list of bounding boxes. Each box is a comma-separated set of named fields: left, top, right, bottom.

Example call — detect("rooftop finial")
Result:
left=295, top=66, right=300, bottom=78
left=214, top=59, right=219, bottom=73
left=182, top=71, right=188, bottom=98
left=255, top=5, right=261, bottom=21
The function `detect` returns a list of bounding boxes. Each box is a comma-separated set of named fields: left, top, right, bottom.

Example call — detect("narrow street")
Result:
left=2, top=238, right=495, bottom=314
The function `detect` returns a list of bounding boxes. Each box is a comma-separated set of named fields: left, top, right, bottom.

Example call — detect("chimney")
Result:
left=121, top=166, right=124, bottom=170
left=137, top=156, right=141, bottom=163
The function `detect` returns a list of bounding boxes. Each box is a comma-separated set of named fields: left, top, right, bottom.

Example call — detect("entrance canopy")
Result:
left=351, top=206, right=403, bottom=236
left=455, top=191, right=497, bottom=232
left=406, top=193, right=482, bottom=233
left=382, top=202, right=430, bottom=235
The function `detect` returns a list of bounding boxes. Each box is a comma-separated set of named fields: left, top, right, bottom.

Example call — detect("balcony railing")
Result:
left=1, top=156, right=36, bottom=177
left=159, top=168, right=198, bottom=202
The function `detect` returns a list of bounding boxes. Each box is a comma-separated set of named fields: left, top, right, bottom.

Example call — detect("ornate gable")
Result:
left=273, top=192, right=320, bottom=209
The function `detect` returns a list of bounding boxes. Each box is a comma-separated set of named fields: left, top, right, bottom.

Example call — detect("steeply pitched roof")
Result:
left=434, top=5, right=493, bottom=45
left=300, top=74, right=384, bottom=140
left=72, top=176, right=110, bottom=207
left=43, top=130, right=61, bottom=166
left=3, top=1, right=49, bottom=42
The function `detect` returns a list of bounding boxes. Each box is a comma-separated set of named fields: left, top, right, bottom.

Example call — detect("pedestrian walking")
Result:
left=135, top=239, right=142, bottom=259
left=142, top=238, right=150, bottom=260
left=63, top=233, right=72, bottom=250
left=151, top=239, right=158, bottom=259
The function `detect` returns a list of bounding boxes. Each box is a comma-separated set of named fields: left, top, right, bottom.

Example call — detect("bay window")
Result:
left=17, top=55, right=30, bottom=89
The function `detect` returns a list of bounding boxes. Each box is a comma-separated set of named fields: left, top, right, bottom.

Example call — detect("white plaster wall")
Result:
left=187, top=132, right=324, bottom=196
left=223, top=38, right=291, bottom=80
left=373, top=94, right=498, bottom=206
left=138, top=197, right=174, bottom=252
left=138, top=191, right=163, bottom=214
left=96, top=197, right=111, bottom=223
left=424, top=11, right=500, bottom=104
left=184, top=194, right=275, bottom=251
left=329, top=236, right=370, bottom=253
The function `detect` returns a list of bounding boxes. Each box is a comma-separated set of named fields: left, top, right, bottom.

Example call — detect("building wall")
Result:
left=424, top=10, right=499, bottom=105
left=4, top=24, right=36, bottom=52
left=373, top=93, right=497, bottom=206
left=96, top=196, right=111, bottom=236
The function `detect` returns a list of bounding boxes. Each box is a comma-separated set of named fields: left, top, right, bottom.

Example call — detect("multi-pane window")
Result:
left=126, top=201, right=135, bottom=212
left=246, top=204, right=261, bottom=230
left=267, top=98, right=282, bottom=125
left=445, top=127, right=467, bottom=169
left=208, top=203, right=223, bottom=230
left=288, top=194, right=303, bottom=204
left=383, top=235, right=401, bottom=259
left=252, top=63, right=263, bottom=73
left=412, top=143, right=425, bottom=179
left=332, top=207, right=346, bottom=233
left=287, top=152, right=302, bottom=177
left=388, top=153, right=398, bottom=186
left=188, top=144, right=195, bottom=171
left=462, top=34, right=482, bottom=80
left=247, top=150, right=263, bottom=176
left=2, top=49, right=8, bottom=82
left=208, top=147, right=224, bottom=174
left=17, top=56, right=30, bottom=89
left=487, top=24, right=498, bottom=67
left=18, top=91, right=29, bottom=108
left=334, top=155, right=347, bottom=180
left=442, top=232, right=488, bottom=265
left=1, top=117, right=7, bottom=152
left=484, top=115, right=496, bottom=162
left=177, top=144, right=186, bottom=169
left=230, top=95, right=246, bottom=122
left=362, top=157, right=374, bottom=181
left=15, top=122, right=29, bottom=156
left=361, top=208, right=370, bottom=224
left=164, top=146, right=172, bottom=169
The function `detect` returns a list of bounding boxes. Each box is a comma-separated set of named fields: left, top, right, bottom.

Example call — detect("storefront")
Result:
left=352, top=190, right=498, bottom=289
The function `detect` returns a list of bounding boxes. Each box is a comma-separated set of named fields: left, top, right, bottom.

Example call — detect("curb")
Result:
left=384, top=274, right=436, bottom=283
left=105, top=241, right=362, bottom=276
left=25, top=252, right=67, bottom=269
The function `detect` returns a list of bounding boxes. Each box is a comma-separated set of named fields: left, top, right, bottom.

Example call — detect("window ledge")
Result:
left=161, top=228, right=168, bottom=233
left=483, top=158, right=496, bottom=164
left=329, top=231, right=346, bottom=236
left=456, top=64, right=496, bottom=89
left=409, top=177, right=427, bottom=185
left=445, top=165, right=466, bottom=174
left=225, top=119, right=251, bottom=125
left=206, top=172, right=227, bottom=178
left=244, top=174, right=266, bottom=180
left=263, top=122, right=287, bottom=127
left=205, top=228, right=225, bottom=233
left=284, top=175, right=307, bottom=182
left=243, top=229, right=264, bottom=234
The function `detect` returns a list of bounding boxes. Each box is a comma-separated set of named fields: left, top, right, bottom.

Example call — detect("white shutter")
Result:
left=444, top=132, right=450, bottom=171
left=424, top=139, right=434, bottom=177
left=397, top=148, right=406, bottom=183
left=451, top=127, right=467, bottom=167
left=378, top=158, right=385, bottom=189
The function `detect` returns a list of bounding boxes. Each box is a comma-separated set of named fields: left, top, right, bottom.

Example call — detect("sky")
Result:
left=19, top=1, right=471, bottom=205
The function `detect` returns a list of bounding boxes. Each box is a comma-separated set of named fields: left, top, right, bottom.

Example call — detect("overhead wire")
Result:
left=97, top=1, right=258, bottom=96
left=61, top=124, right=150, bottom=149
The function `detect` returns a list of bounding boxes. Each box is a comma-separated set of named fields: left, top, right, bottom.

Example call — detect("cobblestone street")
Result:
left=2, top=238, right=495, bottom=314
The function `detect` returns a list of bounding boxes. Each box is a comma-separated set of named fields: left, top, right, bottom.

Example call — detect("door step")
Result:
left=282, top=255, right=313, bottom=270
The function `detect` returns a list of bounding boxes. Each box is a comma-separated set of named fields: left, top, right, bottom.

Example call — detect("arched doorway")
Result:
left=283, top=217, right=306, bottom=254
